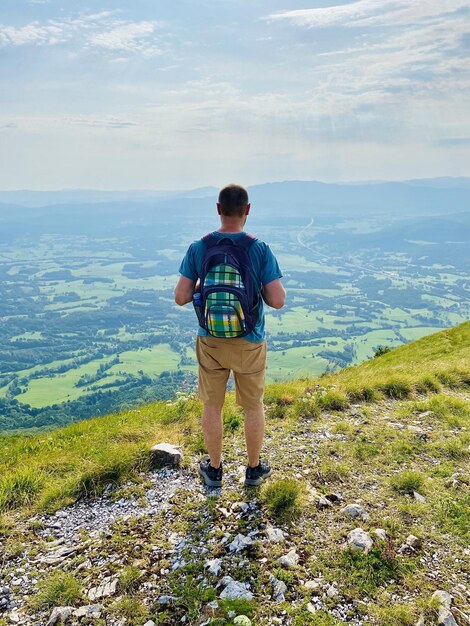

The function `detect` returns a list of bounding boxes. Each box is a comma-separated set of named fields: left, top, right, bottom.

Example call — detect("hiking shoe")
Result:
left=198, top=457, right=223, bottom=487
left=245, top=460, right=272, bottom=486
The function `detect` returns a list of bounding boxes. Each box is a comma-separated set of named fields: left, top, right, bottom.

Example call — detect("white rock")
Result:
left=46, top=607, right=74, bottom=626
left=149, top=443, right=183, bottom=468
left=405, top=535, right=422, bottom=544
left=432, top=591, right=452, bottom=609
left=271, top=576, right=287, bottom=602
left=219, top=578, right=253, bottom=601
left=205, top=558, right=223, bottom=575
left=374, top=528, right=387, bottom=541
left=87, top=577, right=118, bottom=601
left=413, top=491, right=426, bottom=503
left=265, top=527, right=285, bottom=543
left=341, top=503, right=370, bottom=521
left=228, top=534, right=253, bottom=552
left=307, top=602, right=316, bottom=614
left=278, top=548, right=299, bottom=568
left=438, top=610, right=457, bottom=626
left=73, top=604, right=103, bottom=619
left=326, top=584, right=339, bottom=597
left=304, top=580, right=320, bottom=590
left=347, top=528, right=373, bottom=553
left=143, top=622, right=157, bottom=626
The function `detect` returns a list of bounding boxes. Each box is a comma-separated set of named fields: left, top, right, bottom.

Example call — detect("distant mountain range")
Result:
left=1, top=176, right=470, bottom=209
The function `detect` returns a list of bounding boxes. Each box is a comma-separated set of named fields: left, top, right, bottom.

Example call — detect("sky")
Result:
left=0, top=0, right=469, bottom=189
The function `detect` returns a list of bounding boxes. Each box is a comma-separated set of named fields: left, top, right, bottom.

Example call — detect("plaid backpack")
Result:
left=195, top=233, right=261, bottom=338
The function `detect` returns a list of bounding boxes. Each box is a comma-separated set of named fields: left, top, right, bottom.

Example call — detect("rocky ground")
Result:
left=1, top=389, right=469, bottom=626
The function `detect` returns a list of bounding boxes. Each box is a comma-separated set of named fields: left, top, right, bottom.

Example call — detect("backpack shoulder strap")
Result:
left=236, top=233, right=258, bottom=251
left=202, top=233, right=220, bottom=249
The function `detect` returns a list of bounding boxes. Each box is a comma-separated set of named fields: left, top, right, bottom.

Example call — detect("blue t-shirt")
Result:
left=178, top=231, right=283, bottom=342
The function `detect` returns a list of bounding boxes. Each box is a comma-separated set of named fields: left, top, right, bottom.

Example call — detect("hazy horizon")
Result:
left=1, top=175, right=470, bottom=195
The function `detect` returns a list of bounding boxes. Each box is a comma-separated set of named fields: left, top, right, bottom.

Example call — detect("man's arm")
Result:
left=174, top=275, right=196, bottom=306
left=261, top=278, right=286, bottom=309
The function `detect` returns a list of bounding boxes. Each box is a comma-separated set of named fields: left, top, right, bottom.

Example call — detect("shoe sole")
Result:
left=244, top=468, right=272, bottom=486
left=198, top=465, right=222, bottom=487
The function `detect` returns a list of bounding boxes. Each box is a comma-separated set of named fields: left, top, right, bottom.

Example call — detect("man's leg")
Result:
left=202, top=404, right=224, bottom=468
left=244, top=405, right=265, bottom=468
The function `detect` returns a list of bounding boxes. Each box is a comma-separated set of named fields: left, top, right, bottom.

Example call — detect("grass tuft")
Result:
left=29, top=572, right=83, bottom=609
left=380, top=379, right=413, bottom=400
left=318, top=390, right=350, bottom=411
left=0, top=468, right=45, bottom=512
left=390, top=470, right=426, bottom=495
left=118, top=565, right=142, bottom=592
left=260, top=478, right=304, bottom=521
left=346, top=385, right=382, bottom=403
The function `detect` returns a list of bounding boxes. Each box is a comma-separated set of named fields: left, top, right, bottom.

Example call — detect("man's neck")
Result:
left=217, top=218, right=246, bottom=234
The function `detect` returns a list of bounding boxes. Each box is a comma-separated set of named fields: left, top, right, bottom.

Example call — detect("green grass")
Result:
left=28, top=572, right=83, bottom=609
left=324, top=543, right=415, bottom=596
left=0, top=396, right=202, bottom=516
left=260, top=478, right=305, bottom=522
left=390, top=471, right=426, bottom=496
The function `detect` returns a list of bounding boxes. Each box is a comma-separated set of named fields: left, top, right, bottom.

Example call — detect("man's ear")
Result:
left=216, top=202, right=222, bottom=216
left=245, top=203, right=251, bottom=215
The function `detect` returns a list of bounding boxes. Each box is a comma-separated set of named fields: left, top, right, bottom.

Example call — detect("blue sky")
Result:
left=0, top=0, right=469, bottom=189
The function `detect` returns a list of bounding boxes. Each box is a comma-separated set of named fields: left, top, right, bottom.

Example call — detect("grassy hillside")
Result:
left=0, top=321, right=469, bottom=625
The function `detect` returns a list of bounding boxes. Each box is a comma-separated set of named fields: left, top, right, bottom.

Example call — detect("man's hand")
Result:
left=174, top=276, right=196, bottom=306
left=261, top=278, right=286, bottom=309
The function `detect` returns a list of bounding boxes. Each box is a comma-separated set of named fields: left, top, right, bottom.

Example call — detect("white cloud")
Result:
left=268, top=0, right=470, bottom=28
left=0, top=13, right=163, bottom=56
left=88, top=21, right=161, bottom=55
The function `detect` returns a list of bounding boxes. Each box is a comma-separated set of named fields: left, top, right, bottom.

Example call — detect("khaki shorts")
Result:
left=196, top=335, right=267, bottom=410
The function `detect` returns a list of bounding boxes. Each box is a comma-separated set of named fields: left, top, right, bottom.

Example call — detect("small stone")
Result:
left=73, top=604, right=103, bottom=619
left=271, top=576, right=287, bottom=602
left=278, top=548, right=299, bottom=568
left=231, top=501, right=249, bottom=513
left=149, top=443, right=183, bottom=468
left=158, top=595, right=178, bottom=605
left=405, top=535, right=423, bottom=550
left=143, top=622, right=157, bottom=626
left=87, top=577, right=118, bottom=601
left=304, top=580, right=320, bottom=591
left=374, top=528, right=387, bottom=541
left=432, top=591, right=452, bottom=610
left=317, top=496, right=332, bottom=509
left=347, top=528, right=373, bottom=553
left=307, top=602, right=316, bottom=614
left=326, top=585, right=339, bottom=598
left=265, top=527, right=285, bottom=542
left=205, top=558, right=222, bottom=575
left=438, top=611, right=457, bottom=626
left=219, top=578, right=253, bottom=601
left=413, top=491, right=426, bottom=503
left=46, top=607, right=74, bottom=626
left=228, top=534, right=253, bottom=552
left=341, top=503, right=370, bottom=521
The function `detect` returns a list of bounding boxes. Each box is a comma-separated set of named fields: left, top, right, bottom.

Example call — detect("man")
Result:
left=174, top=184, right=286, bottom=487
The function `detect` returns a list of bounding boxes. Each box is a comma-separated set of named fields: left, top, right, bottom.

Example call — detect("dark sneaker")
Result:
left=245, top=460, right=272, bottom=486
left=198, top=457, right=223, bottom=487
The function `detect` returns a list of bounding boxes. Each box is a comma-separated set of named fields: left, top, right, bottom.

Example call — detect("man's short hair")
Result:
left=218, top=184, right=249, bottom=217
